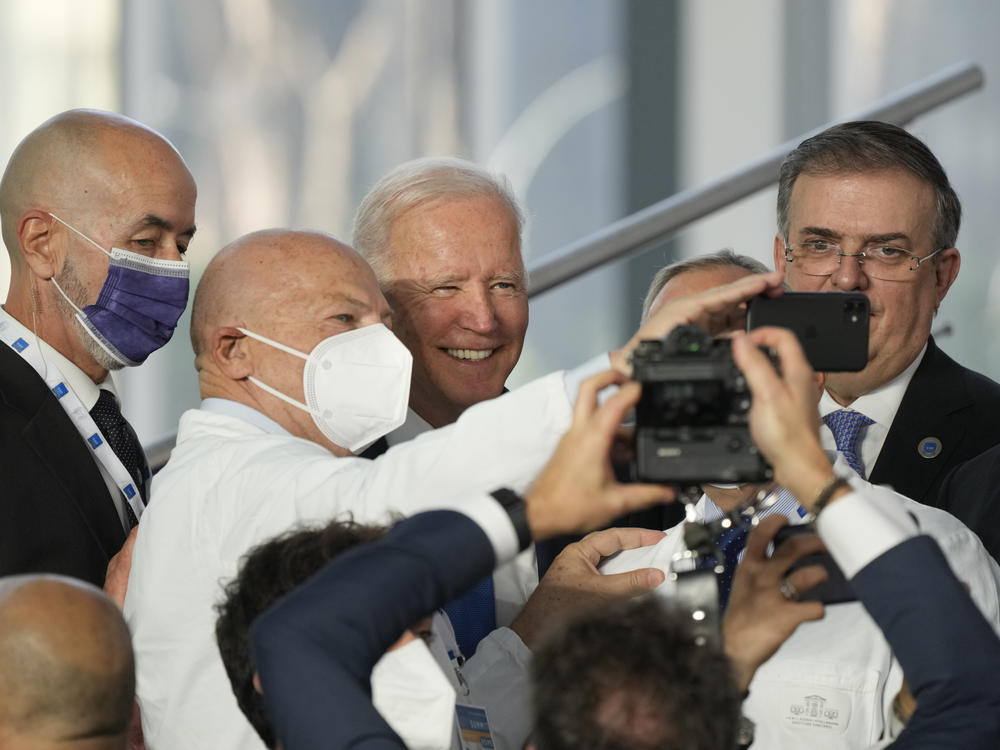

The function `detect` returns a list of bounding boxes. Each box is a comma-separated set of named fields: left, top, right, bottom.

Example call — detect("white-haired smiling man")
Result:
left=353, top=156, right=528, bottom=441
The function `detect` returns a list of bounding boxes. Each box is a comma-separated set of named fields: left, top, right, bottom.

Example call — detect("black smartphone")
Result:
left=746, top=292, right=869, bottom=372
left=772, top=524, right=856, bottom=605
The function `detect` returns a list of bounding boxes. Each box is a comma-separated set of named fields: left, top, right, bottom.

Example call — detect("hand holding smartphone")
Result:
left=772, top=524, right=856, bottom=604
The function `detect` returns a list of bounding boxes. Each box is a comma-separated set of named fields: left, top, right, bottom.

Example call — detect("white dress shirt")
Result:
left=818, top=344, right=926, bottom=479
left=385, top=406, right=533, bottom=629
left=385, top=406, right=434, bottom=447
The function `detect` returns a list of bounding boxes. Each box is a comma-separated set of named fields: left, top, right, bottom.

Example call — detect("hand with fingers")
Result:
left=722, top=515, right=827, bottom=692
left=524, top=369, right=674, bottom=538
left=511, top=526, right=666, bottom=649
left=611, top=270, right=785, bottom=375
left=732, top=326, right=850, bottom=511
left=104, top=526, right=139, bottom=611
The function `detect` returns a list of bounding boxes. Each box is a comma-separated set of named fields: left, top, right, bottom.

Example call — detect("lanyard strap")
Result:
left=0, top=316, right=145, bottom=523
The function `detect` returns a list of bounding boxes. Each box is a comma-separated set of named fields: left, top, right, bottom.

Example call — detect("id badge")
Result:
left=456, top=703, right=494, bottom=749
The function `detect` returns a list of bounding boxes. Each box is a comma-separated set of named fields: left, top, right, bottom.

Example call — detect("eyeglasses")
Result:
left=783, top=240, right=945, bottom=281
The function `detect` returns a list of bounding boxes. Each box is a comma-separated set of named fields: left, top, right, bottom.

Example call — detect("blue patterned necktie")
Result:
left=714, top=525, right=750, bottom=611
left=823, top=409, right=874, bottom=478
left=443, top=574, right=495, bottom=658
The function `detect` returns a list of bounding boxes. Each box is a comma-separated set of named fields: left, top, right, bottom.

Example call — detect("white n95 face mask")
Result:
left=371, top=637, right=457, bottom=750
left=238, top=323, right=412, bottom=452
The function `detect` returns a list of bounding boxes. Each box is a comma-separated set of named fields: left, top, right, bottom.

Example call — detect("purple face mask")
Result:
left=48, top=213, right=190, bottom=366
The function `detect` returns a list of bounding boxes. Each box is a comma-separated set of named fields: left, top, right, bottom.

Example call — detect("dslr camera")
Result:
left=631, top=324, right=772, bottom=485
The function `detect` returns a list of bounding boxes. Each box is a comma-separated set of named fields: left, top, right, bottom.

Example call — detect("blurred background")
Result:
left=2, top=0, right=999, bottom=445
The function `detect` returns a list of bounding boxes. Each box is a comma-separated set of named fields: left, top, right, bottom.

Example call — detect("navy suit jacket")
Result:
left=853, top=535, right=1000, bottom=747
left=0, top=343, right=126, bottom=586
left=869, top=336, right=1000, bottom=507
left=252, top=510, right=495, bottom=750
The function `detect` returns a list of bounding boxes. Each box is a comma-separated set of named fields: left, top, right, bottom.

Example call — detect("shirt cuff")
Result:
left=429, top=494, right=521, bottom=566
left=563, top=352, right=615, bottom=405
left=816, top=483, right=919, bottom=579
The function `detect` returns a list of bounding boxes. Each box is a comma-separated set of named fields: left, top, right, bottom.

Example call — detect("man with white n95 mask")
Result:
left=123, top=227, right=783, bottom=750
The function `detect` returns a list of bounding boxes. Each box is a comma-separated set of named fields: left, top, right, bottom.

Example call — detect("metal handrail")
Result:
left=145, top=62, right=984, bottom=469
left=526, top=61, right=984, bottom=296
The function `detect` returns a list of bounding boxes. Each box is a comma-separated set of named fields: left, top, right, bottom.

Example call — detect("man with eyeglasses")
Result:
left=773, top=120, right=1000, bottom=507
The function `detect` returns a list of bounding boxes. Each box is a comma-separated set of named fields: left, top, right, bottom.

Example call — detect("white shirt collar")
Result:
left=819, top=342, right=927, bottom=428
left=700, top=485, right=806, bottom=524
left=385, top=407, right=434, bottom=446
left=200, top=397, right=292, bottom=436
left=0, top=306, right=115, bottom=410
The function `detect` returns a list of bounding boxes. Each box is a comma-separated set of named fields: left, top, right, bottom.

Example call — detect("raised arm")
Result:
left=734, top=326, right=1000, bottom=748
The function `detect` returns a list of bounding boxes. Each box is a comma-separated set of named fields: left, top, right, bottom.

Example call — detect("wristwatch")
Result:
left=490, top=488, right=530, bottom=550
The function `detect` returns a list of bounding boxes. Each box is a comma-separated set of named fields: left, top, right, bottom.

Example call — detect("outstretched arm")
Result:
left=252, top=510, right=496, bottom=750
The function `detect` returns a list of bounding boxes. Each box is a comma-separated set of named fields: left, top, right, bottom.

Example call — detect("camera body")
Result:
left=632, top=324, right=772, bottom=485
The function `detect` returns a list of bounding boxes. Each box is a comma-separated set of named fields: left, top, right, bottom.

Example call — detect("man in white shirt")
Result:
left=0, top=109, right=197, bottom=586
left=773, top=120, right=1000, bottom=505
left=124, top=226, right=782, bottom=750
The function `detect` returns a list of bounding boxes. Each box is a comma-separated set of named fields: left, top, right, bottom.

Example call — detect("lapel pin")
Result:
left=917, top=437, right=942, bottom=459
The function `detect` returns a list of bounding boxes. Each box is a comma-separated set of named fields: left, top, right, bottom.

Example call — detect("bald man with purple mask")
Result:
left=0, top=109, right=197, bottom=586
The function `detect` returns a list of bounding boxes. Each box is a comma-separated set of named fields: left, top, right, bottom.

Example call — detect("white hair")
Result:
left=352, top=156, right=524, bottom=282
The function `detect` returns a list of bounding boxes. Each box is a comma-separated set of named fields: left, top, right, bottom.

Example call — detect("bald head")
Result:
left=0, top=576, right=134, bottom=749
left=1, top=109, right=197, bottom=381
left=190, top=230, right=391, bottom=456
left=0, top=109, right=192, bottom=262
left=192, top=229, right=379, bottom=358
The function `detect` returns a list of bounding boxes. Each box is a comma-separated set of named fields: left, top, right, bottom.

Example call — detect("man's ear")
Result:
left=17, top=211, right=62, bottom=279
left=772, top=235, right=787, bottom=277
left=213, top=326, right=253, bottom=379
left=933, top=248, right=961, bottom=308
left=813, top=371, right=826, bottom=403
left=252, top=672, right=263, bottom=695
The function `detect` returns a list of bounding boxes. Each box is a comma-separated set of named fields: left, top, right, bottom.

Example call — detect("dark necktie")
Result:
left=823, top=410, right=874, bottom=478
left=89, top=389, right=150, bottom=527
left=443, top=574, right=496, bottom=658
left=713, top=525, right=750, bottom=611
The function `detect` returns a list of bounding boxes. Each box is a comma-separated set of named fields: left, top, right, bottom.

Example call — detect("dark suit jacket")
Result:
left=252, top=510, right=494, bottom=750
left=869, top=336, right=1000, bottom=507
left=854, top=536, right=1000, bottom=747
left=937, top=444, right=1000, bottom=563
left=0, top=343, right=126, bottom=586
